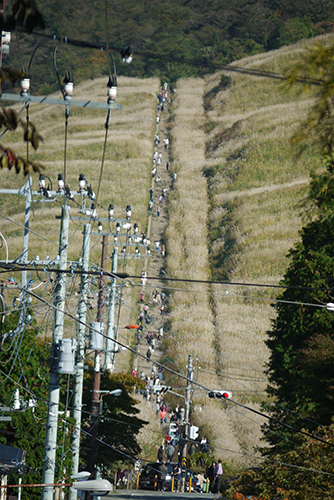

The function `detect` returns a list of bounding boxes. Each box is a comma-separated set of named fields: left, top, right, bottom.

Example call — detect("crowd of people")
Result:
left=131, top=84, right=227, bottom=494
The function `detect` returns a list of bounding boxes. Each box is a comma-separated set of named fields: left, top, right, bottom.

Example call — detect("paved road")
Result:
left=107, top=489, right=218, bottom=500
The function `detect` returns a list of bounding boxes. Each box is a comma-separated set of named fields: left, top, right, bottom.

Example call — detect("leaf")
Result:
left=31, top=130, right=39, bottom=149
left=14, top=157, right=23, bottom=174
left=31, top=162, right=43, bottom=173
left=0, top=154, right=8, bottom=169
left=23, top=160, right=30, bottom=176
left=6, top=148, right=15, bottom=164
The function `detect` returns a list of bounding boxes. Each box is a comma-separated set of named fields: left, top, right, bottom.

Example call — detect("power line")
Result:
left=17, top=30, right=324, bottom=86
left=14, top=286, right=334, bottom=450
left=1, top=265, right=332, bottom=302
left=128, top=275, right=334, bottom=293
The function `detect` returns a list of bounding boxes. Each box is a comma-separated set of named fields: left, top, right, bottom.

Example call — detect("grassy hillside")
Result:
left=1, top=31, right=333, bottom=474
left=0, top=76, right=159, bottom=348
left=162, top=34, right=333, bottom=469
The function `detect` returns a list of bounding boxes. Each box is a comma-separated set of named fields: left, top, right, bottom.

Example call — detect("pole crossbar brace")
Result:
left=0, top=93, right=122, bottom=110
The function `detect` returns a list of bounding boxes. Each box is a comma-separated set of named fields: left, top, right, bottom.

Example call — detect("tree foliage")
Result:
left=81, top=371, right=147, bottom=473
left=0, top=312, right=71, bottom=500
left=0, top=107, right=44, bottom=175
left=287, top=42, right=334, bottom=157
left=226, top=423, right=334, bottom=500
left=0, top=0, right=45, bottom=176
left=262, top=168, right=334, bottom=452
left=5, top=0, right=334, bottom=96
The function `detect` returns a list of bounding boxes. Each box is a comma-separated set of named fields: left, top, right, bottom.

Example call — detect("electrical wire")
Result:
left=130, top=275, right=334, bottom=294
left=60, top=418, right=334, bottom=478
left=0, top=352, right=332, bottom=479
left=17, top=286, right=334, bottom=450
left=0, top=232, right=8, bottom=263
left=56, top=0, right=68, bottom=83
left=94, top=109, right=111, bottom=209
left=17, top=29, right=324, bottom=87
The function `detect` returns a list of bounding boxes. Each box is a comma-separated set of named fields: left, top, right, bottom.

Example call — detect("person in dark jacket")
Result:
left=206, top=461, right=216, bottom=492
left=173, top=463, right=182, bottom=492
left=157, top=445, right=163, bottom=462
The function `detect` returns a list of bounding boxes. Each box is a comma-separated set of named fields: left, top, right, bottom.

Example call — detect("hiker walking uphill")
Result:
left=166, top=443, right=174, bottom=462
left=158, top=462, right=168, bottom=491
left=157, top=445, right=164, bottom=462
left=134, top=83, right=175, bottom=430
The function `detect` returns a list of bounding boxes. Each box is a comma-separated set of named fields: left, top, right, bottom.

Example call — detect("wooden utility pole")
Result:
left=86, top=235, right=108, bottom=497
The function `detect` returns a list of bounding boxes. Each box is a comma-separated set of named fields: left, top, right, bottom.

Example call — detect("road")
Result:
left=107, top=490, right=218, bottom=500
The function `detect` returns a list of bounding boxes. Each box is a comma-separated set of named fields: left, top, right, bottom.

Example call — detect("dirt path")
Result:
left=132, top=87, right=176, bottom=456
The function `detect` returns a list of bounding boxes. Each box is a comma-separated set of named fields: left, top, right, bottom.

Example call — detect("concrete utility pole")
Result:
left=69, top=223, right=91, bottom=500
left=181, top=355, right=192, bottom=491
left=86, top=235, right=108, bottom=493
left=42, top=205, right=70, bottom=500
left=104, top=246, right=118, bottom=371
left=0, top=178, right=32, bottom=288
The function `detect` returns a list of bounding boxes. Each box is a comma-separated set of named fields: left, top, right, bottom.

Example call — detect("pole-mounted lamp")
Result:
left=95, top=388, right=122, bottom=415
left=12, top=478, right=113, bottom=497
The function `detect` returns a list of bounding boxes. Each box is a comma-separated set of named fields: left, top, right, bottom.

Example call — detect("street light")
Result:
left=87, top=389, right=122, bottom=488
left=9, top=478, right=113, bottom=497
left=94, top=389, right=122, bottom=397
left=95, top=388, right=122, bottom=414
left=72, top=479, right=112, bottom=496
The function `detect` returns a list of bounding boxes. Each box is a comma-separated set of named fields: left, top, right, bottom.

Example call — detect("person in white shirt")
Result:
left=214, top=460, right=223, bottom=493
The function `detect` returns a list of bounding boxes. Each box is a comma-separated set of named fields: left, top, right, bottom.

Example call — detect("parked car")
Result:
left=138, top=462, right=202, bottom=492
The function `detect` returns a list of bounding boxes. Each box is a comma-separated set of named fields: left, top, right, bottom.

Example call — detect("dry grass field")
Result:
left=163, top=34, right=334, bottom=469
left=0, top=76, right=160, bottom=349
left=2, top=33, right=334, bottom=474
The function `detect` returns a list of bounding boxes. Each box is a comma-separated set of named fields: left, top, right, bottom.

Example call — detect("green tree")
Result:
left=81, top=371, right=147, bottom=475
left=287, top=41, right=334, bottom=157
left=263, top=208, right=334, bottom=452
left=0, top=312, right=72, bottom=500
left=226, top=423, right=334, bottom=500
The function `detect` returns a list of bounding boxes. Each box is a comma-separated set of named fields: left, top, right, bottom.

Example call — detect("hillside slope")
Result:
left=163, top=34, right=333, bottom=468
left=1, top=33, right=333, bottom=473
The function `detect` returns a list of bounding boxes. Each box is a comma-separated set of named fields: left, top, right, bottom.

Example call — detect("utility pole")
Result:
left=86, top=235, right=108, bottom=493
left=104, top=247, right=118, bottom=371
left=0, top=178, right=32, bottom=288
left=42, top=205, right=70, bottom=500
left=69, top=223, right=91, bottom=500
left=181, top=355, right=192, bottom=492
